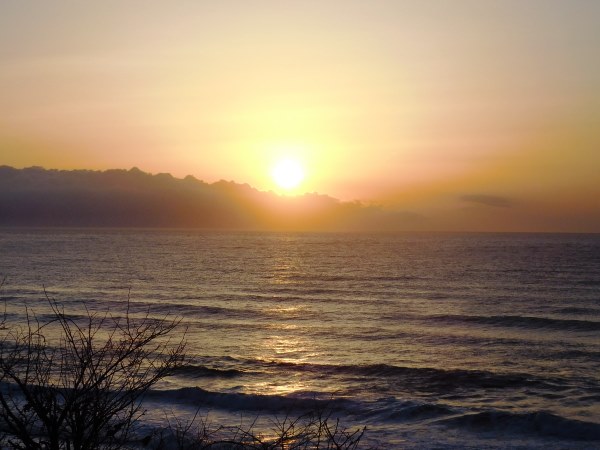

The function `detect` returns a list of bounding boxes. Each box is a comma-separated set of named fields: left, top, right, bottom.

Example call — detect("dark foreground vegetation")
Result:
left=0, top=282, right=369, bottom=449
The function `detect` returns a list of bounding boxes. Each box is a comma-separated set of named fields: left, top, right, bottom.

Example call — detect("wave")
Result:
left=554, top=349, right=600, bottom=361
left=384, top=402, right=455, bottom=422
left=148, top=386, right=355, bottom=413
left=554, top=306, right=600, bottom=316
left=148, top=386, right=452, bottom=421
left=174, top=359, right=571, bottom=393
left=432, top=314, right=600, bottom=332
left=147, top=386, right=600, bottom=442
left=439, top=410, right=600, bottom=441
left=284, top=274, right=424, bottom=283
left=171, top=365, right=247, bottom=378
left=267, top=361, right=567, bottom=392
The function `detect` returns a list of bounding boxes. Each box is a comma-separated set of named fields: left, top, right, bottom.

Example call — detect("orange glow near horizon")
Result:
left=1, top=1, right=600, bottom=231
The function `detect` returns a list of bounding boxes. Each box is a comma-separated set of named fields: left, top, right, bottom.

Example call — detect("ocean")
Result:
left=1, top=229, right=599, bottom=448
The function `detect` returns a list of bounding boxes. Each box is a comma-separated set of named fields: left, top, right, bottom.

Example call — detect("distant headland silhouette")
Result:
left=0, top=166, right=419, bottom=231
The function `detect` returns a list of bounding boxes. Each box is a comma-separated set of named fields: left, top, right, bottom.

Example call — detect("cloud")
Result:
left=0, top=165, right=426, bottom=232
left=460, top=194, right=513, bottom=208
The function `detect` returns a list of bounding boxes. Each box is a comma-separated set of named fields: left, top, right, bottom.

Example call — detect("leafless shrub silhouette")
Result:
left=0, top=290, right=186, bottom=450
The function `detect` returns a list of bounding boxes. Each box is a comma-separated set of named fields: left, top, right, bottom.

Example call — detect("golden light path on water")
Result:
left=256, top=311, right=317, bottom=396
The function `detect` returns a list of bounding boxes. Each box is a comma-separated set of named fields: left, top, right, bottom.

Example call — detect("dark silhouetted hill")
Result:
left=0, top=166, right=420, bottom=231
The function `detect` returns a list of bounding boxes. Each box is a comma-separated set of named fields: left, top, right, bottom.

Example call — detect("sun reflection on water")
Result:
left=255, top=331, right=322, bottom=396
left=262, top=335, right=308, bottom=361
left=251, top=379, right=308, bottom=396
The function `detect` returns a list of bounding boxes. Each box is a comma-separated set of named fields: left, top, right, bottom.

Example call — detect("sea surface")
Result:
left=1, top=229, right=599, bottom=448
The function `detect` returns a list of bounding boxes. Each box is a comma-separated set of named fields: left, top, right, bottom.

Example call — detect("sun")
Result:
left=271, top=158, right=305, bottom=190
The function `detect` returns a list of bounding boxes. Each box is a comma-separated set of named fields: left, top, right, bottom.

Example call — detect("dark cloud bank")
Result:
left=0, top=166, right=421, bottom=231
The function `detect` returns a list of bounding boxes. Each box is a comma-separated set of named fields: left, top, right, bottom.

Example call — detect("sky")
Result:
left=1, top=1, right=599, bottom=231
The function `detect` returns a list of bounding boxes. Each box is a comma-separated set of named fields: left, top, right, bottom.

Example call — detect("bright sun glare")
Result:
left=271, top=158, right=305, bottom=190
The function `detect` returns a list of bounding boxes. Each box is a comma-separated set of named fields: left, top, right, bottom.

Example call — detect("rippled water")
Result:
left=1, top=229, right=599, bottom=448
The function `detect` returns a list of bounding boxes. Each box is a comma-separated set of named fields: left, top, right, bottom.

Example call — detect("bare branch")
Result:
left=0, top=291, right=186, bottom=450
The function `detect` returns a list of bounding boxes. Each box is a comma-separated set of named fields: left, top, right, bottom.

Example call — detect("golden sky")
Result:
left=1, top=1, right=599, bottom=231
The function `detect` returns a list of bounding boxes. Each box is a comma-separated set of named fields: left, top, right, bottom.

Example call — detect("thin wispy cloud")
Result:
left=460, top=194, right=513, bottom=208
